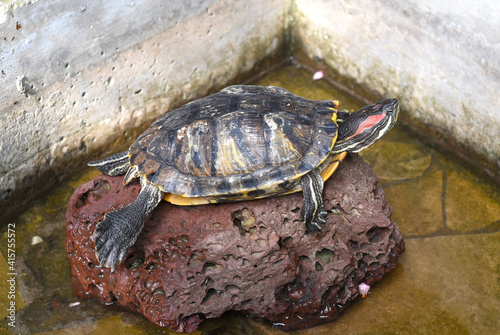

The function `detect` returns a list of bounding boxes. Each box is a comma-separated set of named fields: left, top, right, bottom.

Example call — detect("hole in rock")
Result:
left=168, top=234, right=189, bottom=247
left=188, top=251, right=204, bottom=268
left=315, top=248, right=335, bottom=264
left=152, top=287, right=166, bottom=296
left=368, top=261, right=380, bottom=270
left=358, top=260, right=368, bottom=271
left=125, top=250, right=145, bottom=269
left=202, top=276, right=214, bottom=287
left=224, top=285, right=240, bottom=294
left=282, top=236, right=293, bottom=249
left=203, top=262, right=221, bottom=273
left=232, top=208, right=256, bottom=232
left=76, top=181, right=111, bottom=208
left=240, top=299, right=251, bottom=306
left=201, top=288, right=217, bottom=305
left=89, top=284, right=100, bottom=296
left=349, top=240, right=360, bottom=250
left=366, top=226, right=390, bottom=243
left=224, top=254, right=237, bottom=262
left=145, top=262, right=157, bottom=270
left=305, top=277, right=312, bottom=287
left=75, top=191, right=89, bottom=208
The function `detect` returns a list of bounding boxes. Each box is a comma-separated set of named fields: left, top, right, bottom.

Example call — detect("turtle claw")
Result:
left=304, top=208, right=328, bottom=232
left=305, top=221, right=321, bottom=232
left=93, top=207, right=144, bottom=271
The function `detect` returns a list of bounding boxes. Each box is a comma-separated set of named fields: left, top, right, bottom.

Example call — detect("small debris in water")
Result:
left=69, top=302, right=81, bottom=307
left=31, top=236, right=43, bottom=245
left=312, top=71, right=324, bottom=81
left=358, top=282, right=370, bottom=298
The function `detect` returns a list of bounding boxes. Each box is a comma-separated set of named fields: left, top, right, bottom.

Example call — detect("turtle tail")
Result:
left=88, top=151, right=130, bottom=176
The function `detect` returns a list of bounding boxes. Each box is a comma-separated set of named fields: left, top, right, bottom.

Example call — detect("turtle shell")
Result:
left=128, top=85, right=339, bottom=204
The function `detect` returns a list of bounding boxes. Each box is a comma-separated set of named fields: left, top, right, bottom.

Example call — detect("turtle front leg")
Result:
left=300, top=169, right=328, bottom=232
left=94, top=178, right=163, bottom=271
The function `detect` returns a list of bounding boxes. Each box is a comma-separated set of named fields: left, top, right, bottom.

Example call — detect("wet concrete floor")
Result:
left=1, top=64, right=499, bottom=334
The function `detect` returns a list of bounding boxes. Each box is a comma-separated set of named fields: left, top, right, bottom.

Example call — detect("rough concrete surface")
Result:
left=66, top=154, right=405, bottom=332
left=0, top=0, right=288, bottom=224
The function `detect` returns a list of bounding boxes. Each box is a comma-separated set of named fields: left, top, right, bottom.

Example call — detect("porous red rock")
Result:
left=66, top=153, right=404, bottom=332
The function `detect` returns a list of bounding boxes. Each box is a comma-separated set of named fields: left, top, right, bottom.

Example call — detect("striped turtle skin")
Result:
left=129, top=85, right=339, bottom=204
left=89, top=85, right=400, bottom=270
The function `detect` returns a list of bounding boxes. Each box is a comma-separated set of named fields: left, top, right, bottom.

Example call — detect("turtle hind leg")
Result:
left=88, top=151, right=129, bottom=176
left=94, top=179, right=163, bottom=271
left=300, top=169, right=328, bottom=232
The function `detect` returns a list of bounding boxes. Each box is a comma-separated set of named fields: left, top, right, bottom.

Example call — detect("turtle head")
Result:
left=332, top=99, right=399, bottom=153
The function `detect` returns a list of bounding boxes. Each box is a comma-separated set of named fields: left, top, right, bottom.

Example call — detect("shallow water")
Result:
left=1, top=64, right=499, bottom=334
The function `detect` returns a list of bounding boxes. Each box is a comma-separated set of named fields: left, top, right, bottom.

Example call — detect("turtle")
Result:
left=89, top=85, right=399, bottom=270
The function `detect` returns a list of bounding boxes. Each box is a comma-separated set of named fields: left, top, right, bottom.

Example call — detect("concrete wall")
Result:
left=0, top=0, right=289, bottom=222
left=293, top=0, right=500, bottom=177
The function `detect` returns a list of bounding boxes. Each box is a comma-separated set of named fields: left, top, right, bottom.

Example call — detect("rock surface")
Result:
left=66, top=153, right=405, bottom=332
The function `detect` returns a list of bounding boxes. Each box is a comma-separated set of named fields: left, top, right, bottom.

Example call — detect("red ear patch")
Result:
left=352, top=113, right=386, bottom=137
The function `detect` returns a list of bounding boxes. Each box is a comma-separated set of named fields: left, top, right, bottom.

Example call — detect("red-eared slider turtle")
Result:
left=89, top=85, right=399, bottom=270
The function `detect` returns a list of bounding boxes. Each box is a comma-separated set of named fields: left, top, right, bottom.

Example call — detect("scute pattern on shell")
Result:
left=129, top=85, right=339, bottom=198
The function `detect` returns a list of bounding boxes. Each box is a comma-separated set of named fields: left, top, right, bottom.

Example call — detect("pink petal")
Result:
left=358, top=282, right=370, bottom=298
left=312, top=71, right=324, bottom=81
